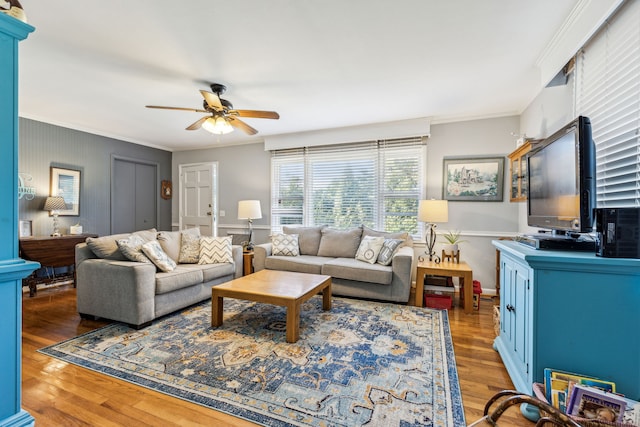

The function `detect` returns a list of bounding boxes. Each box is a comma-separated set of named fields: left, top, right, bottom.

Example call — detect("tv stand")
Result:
left=517, top=233, right=595, bottom=251
left=492, top=240, right=640, bottom=403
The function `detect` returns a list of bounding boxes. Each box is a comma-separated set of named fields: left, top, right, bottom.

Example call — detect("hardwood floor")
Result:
left=21, top=284, right=531, bottom=426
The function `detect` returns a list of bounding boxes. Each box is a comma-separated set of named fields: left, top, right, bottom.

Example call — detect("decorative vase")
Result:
left=0, top=0, right=27, bottom=23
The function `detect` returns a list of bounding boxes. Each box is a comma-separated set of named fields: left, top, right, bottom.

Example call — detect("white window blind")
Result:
left=271, top=137, right=426, bottom=234
left=576, top=0, right=640, bottom=207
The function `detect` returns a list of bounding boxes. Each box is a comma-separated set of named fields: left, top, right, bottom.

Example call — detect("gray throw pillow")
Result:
left=116, top=234, right=151, bottom=263
left=86, top=233, right=131, bottom=260
left=317, top=227, right=363, bottom=258
left=283, top=225, right=325, bottom=255
left=377, top=239, right=404, bottom=266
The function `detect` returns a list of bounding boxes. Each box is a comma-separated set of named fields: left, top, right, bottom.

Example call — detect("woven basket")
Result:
left=492, top=305, right=500, bottom=337
left=532, top=383, right=637, bottom=427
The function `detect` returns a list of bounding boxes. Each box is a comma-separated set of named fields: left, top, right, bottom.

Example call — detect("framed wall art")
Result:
left=19, top=220, right=32, bottom=237
left=443, top=156, right=505, bottom=201
left=50, top=166, right=80, bottom=215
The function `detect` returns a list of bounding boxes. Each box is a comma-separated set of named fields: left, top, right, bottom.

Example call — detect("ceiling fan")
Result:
left=146, top=83, right=279, bottom=136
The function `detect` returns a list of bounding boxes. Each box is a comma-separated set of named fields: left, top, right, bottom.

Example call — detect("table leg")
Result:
left=415, top=268, right=424, bottom=307
left=211, top=294, right=224, bottom=327
left=463, top=272, right=473, bottom=314
left=322, top=282, right=332, bottom=310
left=286, top=301, right=300, bottom=343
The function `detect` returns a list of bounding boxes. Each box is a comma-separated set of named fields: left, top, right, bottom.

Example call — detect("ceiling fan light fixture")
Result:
left=202, top=116, right=233, bottom=134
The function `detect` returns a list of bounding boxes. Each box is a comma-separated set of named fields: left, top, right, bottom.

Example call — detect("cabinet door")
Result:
left=498, top=254, right=531, bottom=391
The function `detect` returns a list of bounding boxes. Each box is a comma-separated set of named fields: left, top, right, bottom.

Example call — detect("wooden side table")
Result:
left=19, top=234, right=98, bottom=296
left=415, top=260, right=474, bottom=314
left=243, top=251, right=254, bottom=276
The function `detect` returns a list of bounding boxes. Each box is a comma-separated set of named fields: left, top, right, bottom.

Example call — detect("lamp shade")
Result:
left=44, top=196, right=67, bottom=211
left=418, top=199, right=448, bottom=223
left=238, top=200, right=262, bottom=220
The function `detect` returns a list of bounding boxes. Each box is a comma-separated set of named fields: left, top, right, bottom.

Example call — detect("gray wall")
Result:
left=172, top=115, right=520, bottom=294
left=18, top=118, right=172, bottom=237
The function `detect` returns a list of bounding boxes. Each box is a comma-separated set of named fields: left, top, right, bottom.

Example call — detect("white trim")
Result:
left=535, top=0, right=623, bottom=88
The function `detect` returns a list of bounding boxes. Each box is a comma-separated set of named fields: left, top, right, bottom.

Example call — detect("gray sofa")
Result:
left=254, top=225, right=414, bottom=303
left=75, top=228, right=242, bottom=328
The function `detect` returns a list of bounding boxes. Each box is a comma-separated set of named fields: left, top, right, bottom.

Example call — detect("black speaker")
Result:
left=595, top=207, right=640, bottom=258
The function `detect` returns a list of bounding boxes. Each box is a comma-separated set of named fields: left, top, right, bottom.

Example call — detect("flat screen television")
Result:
left=524, top=116, right=596, bottom=250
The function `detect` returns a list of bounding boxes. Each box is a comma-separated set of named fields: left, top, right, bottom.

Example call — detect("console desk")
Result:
left=492, top=240, right=640, bottom=411
left=19, top=234, right=97, bottom=296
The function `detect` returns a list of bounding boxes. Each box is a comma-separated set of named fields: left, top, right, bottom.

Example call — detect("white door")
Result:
left=179, top=162, right=217, bottom=236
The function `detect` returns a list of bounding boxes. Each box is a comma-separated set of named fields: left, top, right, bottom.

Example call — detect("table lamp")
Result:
left=44, top=196, right=67, bottom=237
left=238, top=200, right=262, bottom=251
left=418, top=199, right=449, bottom=261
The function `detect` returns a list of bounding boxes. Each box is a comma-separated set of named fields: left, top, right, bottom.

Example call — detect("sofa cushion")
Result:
left=198, top=236, right=233, bottom=264
left=157, top=231, right=182, bottom=262
left=265, top=255, right=333, bottom=275
left=355, top=236, right=385, bottom=264
left=86, top=233, right=131, bottom=260
left=317, top=227, right=362, bottom=258
left=155, top=266, right=204, bottom=294
left=178, top=263, right=235, bottom=282
left=271, top=233, right=299, bottom=256
left=283, top=225, right=325, bottom=256
left=362, top=225, right=408, bottom=242
left=178, top=229, right=201, bottom=264
left=116, top=234, right=151, bottom=263
left=133, top=228, right=158, bottom=242
left=142, top=240, right=177, bottom=272
left=377, top=239, right=404, bottom=266
left=322, top=258, right=393, bottom=285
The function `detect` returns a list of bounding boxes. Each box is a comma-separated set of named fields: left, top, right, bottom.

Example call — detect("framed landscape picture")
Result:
left=443, top=156, right=505, bottom=201
left=50, top=166, right=80, bottom=215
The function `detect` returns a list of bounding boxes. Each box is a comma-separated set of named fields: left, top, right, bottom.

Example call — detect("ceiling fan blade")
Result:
left=199, top=90, right=224, bottom=111
left=232, top=109, right=280, bottom=120
left=146, top=105, right=208, bottom=113
left=186, top=116, right=210, bottom=131
left=228, top=117, right=258, bottom=135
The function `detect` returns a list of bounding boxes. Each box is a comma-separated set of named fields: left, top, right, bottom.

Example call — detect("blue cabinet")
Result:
left=493, top=240, right=640, bottom=403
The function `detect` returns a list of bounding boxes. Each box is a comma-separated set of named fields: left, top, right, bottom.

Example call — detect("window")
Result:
left=575, top=0, right=640, bottom=207
left=271, top=137, right=426, bottom=235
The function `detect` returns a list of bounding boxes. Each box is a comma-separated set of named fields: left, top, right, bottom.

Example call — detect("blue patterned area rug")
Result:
left=40, top=296, right=465, bottom=426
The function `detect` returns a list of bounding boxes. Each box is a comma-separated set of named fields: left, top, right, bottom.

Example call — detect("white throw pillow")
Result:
left=178, top=230, right=201, bottom=264
left=271, top=233, right=299, bottom=256
left=141, top=240, right=177, bottom=272
left=355, top=236, right=385, bottom=264
left=198, top=236, right=233, bottom=264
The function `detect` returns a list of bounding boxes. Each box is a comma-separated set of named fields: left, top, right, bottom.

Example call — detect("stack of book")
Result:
left=541, top=368, right=639, bottom=425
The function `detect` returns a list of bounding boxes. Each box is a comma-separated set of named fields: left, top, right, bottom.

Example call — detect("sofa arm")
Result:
left=75, top=242, right=97, bottom=268
left=231, top=245, right=243, bottom=278
left=253, top=243, right=272, bottom=272
left=76, top=259, right=157, bottom=326
left=390, top=246, right=415, bottom=300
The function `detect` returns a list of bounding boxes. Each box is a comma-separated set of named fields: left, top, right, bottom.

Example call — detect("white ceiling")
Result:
left=17, top=1, right=597, bottom=151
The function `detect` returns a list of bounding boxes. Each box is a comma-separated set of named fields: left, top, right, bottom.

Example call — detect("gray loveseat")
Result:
left=75, top=228, right=242, bottom=328
left=254, top=225, right=414, bottom=303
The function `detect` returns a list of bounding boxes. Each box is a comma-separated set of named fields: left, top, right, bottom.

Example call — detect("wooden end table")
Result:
left=415, top=260, right=474, bottom=314
left=211, top=270, right=332, bottom=343
left=19, top=234, right=98, bottom=297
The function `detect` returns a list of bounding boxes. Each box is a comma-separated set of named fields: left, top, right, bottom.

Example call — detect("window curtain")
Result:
left=271, top=137, right=426, bottom=235
left=575, top=0, right=640, bottom=207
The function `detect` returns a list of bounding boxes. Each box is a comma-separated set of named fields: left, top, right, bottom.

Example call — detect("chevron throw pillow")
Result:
left=198, top=236, right=233, bottom=264
left=271, top=233, right=299, bottom=256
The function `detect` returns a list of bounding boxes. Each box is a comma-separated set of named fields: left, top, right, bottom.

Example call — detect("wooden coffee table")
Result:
left=211, top=270, right=332, bottom=343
